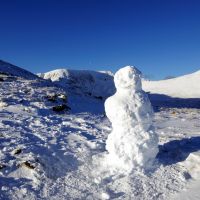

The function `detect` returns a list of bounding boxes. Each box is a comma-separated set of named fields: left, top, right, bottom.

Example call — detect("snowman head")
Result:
left=114, top=66, right=142, bottom=91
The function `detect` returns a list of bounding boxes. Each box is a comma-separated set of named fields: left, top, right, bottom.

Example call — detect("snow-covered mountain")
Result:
left=38, top=69, right=115, bottom=99
left=39, top=68, right=200, bottom=100
left=0, top=60, right=39, bottom=80
left=143, top=70, right=200, bottom=98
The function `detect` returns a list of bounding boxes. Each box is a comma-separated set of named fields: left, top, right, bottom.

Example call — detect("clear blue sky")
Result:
left=0, top=0, right=200, bottom=79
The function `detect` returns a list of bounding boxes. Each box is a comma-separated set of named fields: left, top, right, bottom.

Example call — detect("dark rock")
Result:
left=52, top=104, right=71, bottom=112
left=20, top=161, right=35, bottom=169
left=0, top=164, right=6, bottom=170
left=46, top=95, right=57, bottom=102
left=46, top=93, right=68, bottom=103
left=94, top=96, right=103, bottom=100
left=14, top=149, right=22, bottom=155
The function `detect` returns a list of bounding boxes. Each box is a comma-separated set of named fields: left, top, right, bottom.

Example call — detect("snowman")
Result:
left=105, top=66, right=158, bottom=173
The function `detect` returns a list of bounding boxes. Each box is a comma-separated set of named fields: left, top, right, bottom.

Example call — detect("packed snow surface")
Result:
left=105, top=66, right=158, bottom=173
left=143, top=70, right=200, bottom=98
left=0, top=62, right=200, bottom=200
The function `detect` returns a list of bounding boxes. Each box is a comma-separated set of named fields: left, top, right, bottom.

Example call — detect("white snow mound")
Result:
left=105, top=66, right=158, bottom=173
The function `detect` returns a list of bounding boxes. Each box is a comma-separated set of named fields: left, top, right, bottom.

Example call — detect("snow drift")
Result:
left=38, top=69, right=115, bottom=99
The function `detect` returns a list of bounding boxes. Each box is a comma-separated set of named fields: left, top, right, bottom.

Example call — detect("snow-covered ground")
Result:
left=1, top=62, right=200, bottom=199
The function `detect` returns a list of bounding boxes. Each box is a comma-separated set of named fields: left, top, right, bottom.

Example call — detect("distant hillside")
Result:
left=143, top=70, right=200, bottom=98
left=38, top=69, right=115, bottom=99
left=0, top=60, right=38, bottom=80
left=2, top=59, right=200, bottom=100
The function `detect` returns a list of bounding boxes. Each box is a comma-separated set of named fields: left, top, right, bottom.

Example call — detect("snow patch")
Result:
left=0, top=101, right=8, bottom=108
left=101, top=192, right=110, bottom=199
left=8, top=165, right=39, bottom=186
left=181, top=152, right=200, bottom=180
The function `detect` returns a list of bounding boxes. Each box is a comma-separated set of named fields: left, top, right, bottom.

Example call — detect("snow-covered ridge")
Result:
left=0, top=60, right=38, bottom=80
left=2, top=59, right=200, bottom=100
left=39, top=67, right=200, bottom=100
left=143, top=70, right=200, bottom=98
left=38, top=69, right=115, bottom=99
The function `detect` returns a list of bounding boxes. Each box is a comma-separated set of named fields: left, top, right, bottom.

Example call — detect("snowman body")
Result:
left=105, top=66, right=158, bottom=173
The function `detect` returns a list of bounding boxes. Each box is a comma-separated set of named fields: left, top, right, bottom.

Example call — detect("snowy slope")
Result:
left=143, top=70, right=200, bottom=98
left=0, top=64, right=200, bottom=199
left=38, top=69, right=115, bottom=99
left=0, top=60, right=38, bottom=80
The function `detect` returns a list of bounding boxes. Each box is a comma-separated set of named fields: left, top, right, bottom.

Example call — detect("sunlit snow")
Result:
left=1, top=60, right=200, bottom=200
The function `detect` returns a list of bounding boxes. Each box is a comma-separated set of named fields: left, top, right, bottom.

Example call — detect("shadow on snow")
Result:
left=157, top=136, right=200, bottom=165
left=148, top=93, right=200, bottom=111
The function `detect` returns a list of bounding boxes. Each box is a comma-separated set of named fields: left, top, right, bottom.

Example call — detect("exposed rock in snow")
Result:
left=38, top=68, right=115, bottom=99
left=105, top=66, right=158, bottom=173
left=0, top=60, right=38, bottom=80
